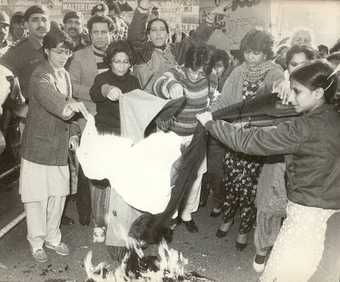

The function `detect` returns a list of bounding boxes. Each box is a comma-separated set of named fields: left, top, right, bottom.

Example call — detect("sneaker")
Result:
left=32, top=248, right=48, bottom=263
left=253, top=254, right=266, bottom=273
left=45, top=242, right=70, bottom=256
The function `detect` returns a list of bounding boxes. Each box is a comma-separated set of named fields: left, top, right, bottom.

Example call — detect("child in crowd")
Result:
left=197, top=59, right=340, bottom=281
left=153, top=45, right=215, bottom=234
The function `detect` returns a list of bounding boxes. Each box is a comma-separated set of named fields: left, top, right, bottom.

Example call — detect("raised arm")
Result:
left=127, top=0, right=151, bottom=52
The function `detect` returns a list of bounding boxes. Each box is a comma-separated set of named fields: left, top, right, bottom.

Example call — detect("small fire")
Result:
left=84, top=239, right=215, bottom=282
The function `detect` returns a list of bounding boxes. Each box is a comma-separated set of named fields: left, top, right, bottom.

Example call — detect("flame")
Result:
left=84, top=238, right=189, bottom=282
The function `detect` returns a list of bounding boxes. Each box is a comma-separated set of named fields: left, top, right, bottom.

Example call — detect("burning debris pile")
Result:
left=84, top=240, right=215, bottom=282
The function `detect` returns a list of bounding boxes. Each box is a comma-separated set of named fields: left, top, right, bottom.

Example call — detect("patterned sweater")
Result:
left=153, top=66, right=215, bottom=136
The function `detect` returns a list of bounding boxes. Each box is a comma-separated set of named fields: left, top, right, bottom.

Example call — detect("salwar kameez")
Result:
left=260, top=201, right=340, bottom=282
left=223, top=151, right=263, bottom=234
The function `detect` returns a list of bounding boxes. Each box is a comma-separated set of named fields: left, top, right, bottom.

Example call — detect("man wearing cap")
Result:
left=63, top=11, right=90, bottom=52
left=0, top=5, right=50, bottom=102
left=0, top=5, right=50, bottom=154
left=0, top=11, right=11, bottom=57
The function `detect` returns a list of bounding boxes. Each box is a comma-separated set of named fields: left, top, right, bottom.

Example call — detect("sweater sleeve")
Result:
left=205, top=117, right=310, bottom=156
left=89, top=73, right=107, bottom=103
left=153, top=71, right=181, bottom=99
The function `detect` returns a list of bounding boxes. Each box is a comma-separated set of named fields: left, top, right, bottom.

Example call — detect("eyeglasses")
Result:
left=51, top=48, right=72, bottom=56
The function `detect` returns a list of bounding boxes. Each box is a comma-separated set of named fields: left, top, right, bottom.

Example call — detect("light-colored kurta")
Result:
left=19, top=159, right=69, bottom=203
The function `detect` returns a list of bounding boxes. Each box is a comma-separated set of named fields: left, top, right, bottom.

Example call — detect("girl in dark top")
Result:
left=90, top=40, right=141, bottom=135
left=197, top=60, right=340, bottom=281
left=89, top=40, right=141, bottom=262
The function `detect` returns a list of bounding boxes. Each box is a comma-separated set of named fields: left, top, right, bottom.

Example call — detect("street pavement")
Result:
left=0, top=182, right=261, bottom=282
left=1, top=182, right=339, bottom=282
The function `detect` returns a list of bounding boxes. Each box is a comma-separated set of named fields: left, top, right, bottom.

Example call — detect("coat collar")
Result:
left=28, top=35, right=43, bottom=50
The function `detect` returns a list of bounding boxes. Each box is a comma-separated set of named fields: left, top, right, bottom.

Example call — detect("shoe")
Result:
left=45, top=242, right=70, bottom=256
left=93, top=226, right=106, bottom=243
left=253, top=254, right=266, bottom=273
left=61, top=215, right=74, bottom=225
left=182, top=219, right=199, bottom=233
left=32, top=248, right=48, bottom=263
left=210, top=207, right=222, bottom=217
left=216, top=220, right=233, bottom=238
left=235, top=233, right=248, bottom=251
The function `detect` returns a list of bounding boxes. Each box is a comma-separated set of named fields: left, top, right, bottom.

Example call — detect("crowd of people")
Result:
left=0, top=0, right=340, bottom=281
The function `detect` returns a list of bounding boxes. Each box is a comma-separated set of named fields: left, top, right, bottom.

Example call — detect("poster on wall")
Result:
left=200, top=0, right=271, bottom=50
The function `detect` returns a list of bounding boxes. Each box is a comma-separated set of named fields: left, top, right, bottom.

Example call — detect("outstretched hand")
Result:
left=63, top=101, right=90, bottom=120
left=273, top=79, right=292, bottom=105
left=196, top=111, right=213, bottom=127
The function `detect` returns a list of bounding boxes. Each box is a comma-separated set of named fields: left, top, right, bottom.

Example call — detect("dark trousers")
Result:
left=200, top=136, right=226, bottom=206
left=76, top=166, right=91, bottom=222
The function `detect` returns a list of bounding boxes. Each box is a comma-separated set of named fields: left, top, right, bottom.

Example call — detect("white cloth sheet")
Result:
left=77, top=115, right=182, bottom=214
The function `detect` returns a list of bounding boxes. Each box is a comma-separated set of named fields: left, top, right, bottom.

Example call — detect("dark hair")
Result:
left=286, top=45, right=316, bottom=66
left=10, top=11, right=24, bottom=25
left=290, top=59, right=338, bottom=104
left=9, top=11, right=25, bottom=35
left=327, top=51, right=340, bottom=67
left=329, top=41, right=340, bottom=54
left=206, top=49, right=230, bottom=75
left=184, top=45, right=209, bottom=72
left=171, top=32, right=186, bottom=44
left=24, top=5, right=47, bottom=22
left=104, top=40, right=134, bottom=65
left=146, top=18, right=169, bottom=35
left=318, top=44, right=329, bottom=54
left=107, top=1, right=121, bottom=15
left=42, top=28, right=74, bottom=59
left=87, top=15, right=114, bottom=33
left=240, top=29, right=274, bottom=59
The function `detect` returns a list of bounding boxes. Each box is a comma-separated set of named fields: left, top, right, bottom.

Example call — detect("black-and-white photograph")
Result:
left=0, top=0, right=339, bottom=281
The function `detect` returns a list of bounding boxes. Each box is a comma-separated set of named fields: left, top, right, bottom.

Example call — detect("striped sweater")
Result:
left=153, top=66, right=215, bottom=136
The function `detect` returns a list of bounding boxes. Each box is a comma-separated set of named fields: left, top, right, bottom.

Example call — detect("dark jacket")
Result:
left=89, top=70, right=141, bottom=134
left=21, top=61, right=79, bottom=166
left=206, top=104, right=340, bottom=210
left=0, top=36, right=44, bottom=99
